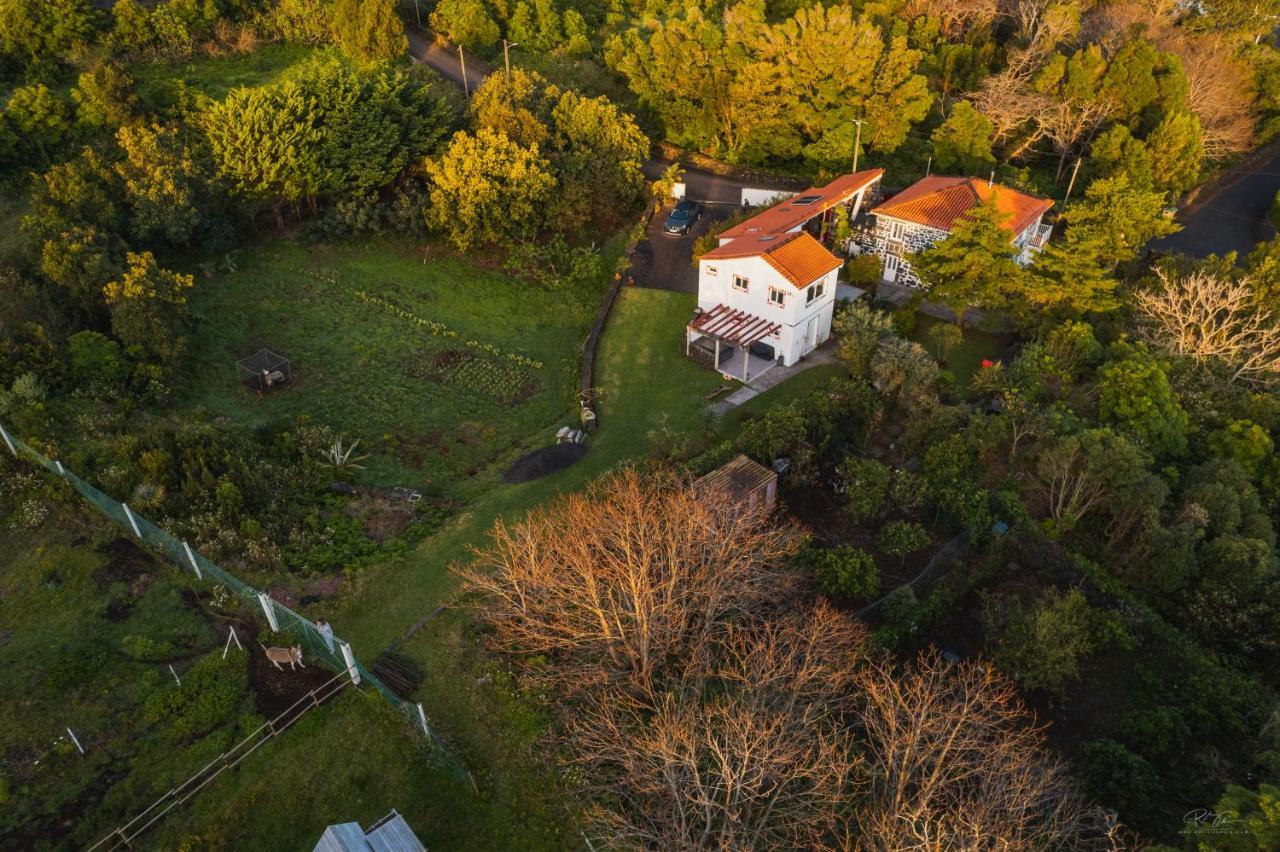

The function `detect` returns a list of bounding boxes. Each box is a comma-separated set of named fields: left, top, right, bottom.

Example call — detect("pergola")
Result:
left=686, top=304, right=781, bottom=381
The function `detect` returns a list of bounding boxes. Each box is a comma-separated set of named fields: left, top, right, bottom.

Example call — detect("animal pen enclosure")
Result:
left=236, top=348, right=292, bottom=392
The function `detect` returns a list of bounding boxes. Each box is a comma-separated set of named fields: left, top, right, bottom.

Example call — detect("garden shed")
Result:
left=237, top=348, right=292, bottom=392
left=693, top=454, right=778, bottom=518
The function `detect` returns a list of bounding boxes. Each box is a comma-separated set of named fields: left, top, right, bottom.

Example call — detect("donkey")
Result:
left=260, top=644, right=305, bottom=670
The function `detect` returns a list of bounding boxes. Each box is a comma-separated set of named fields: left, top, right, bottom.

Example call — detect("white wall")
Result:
left=695, top=257, right=838, bottom=366
left=740, top=188, right=795, bottom=206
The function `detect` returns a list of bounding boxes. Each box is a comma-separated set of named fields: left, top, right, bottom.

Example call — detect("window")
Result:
left=707, top=266, right=718, bottom=276
left=768, top=287, right=785, bottom=307
left=806, top=280, right=826, bottom=305
left=733, top=274, right=749, bottom=292
left=889, top=220, right=905, bottom=240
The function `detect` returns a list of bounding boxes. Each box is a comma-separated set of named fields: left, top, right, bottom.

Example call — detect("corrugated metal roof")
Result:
left=872, top=176, right=1052, bottom=237
left=313, top=823, right=368, bottom=852
left=367, top=814, right=426, bottom=852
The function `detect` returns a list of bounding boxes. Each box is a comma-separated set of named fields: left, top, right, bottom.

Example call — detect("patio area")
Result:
left=689, top=338, right=780, bottom=383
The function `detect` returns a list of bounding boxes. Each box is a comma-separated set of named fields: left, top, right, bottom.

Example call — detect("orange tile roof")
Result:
left=719, top=169, right=885, bottom=242
left=702, top=231, right=842, bottom=288
left=872, top=176, right=1052, bottom=237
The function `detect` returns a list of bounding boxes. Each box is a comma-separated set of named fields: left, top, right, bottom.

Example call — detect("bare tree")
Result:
left=855, top=651, right=1127, bottom=851
left=571, top=604, right=868, bottom=850
left=458, top=468, right=806, bottom=693
left=1134, top=268, right=1280, bottom=387
left=1174, top=36, right=1256, bottom=158
left=902, top=0, right=1000, bottom=38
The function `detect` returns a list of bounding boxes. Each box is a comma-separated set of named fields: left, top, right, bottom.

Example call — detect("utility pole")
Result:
left=413, top=0, right=421, bottom=26
left=459, top=46, right=469, bottom=97
left=850, top=119, right=864, bottom=174
left=1062, top=157, right=1082, bottom=207
left=503, top=40, right=519, bottom=76
left=925, top=155, right=931, bottom=177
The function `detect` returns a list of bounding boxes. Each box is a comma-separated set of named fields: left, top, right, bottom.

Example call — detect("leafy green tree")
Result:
left=1064, top=173, right=1177, bottom=269
left=926, top=322, right=962, bottom=364
left=0, top=0, right=94, bottom=77
left=23, top=148, right=123, bottom=246
left=1078, top=739, right=1160, bottom=814
left=1088, top=124, right=1153, bottom=189
left=430, top=0, right=499, bottom=51
left=838, top=456, right=891, bottom=523
left=832, top=300, right=893, bottom=378
left=980, top=587, right=1097, bottom=694
left=72, top=62, right=138, bottom=129
left=40, top=225, right=121, bottom=310
left=1096, top=349, right=1189, bottom=458
left=1019, top=220, right=1119, bottom=324
left=102, top=251, right=194, bottom=362
left=910, top=201, right=1023, bottom=323
left=107, top=0, right=154, bottom=55
left=4, top=84, right=70, bottom=164
left=333, top=0, right=407, bottom=63
left=67, top=330, right=128, bottom=395
left=1208, top=784, right=1280, bottom=851
left=471, top=68, right=552, bottom=149
left=930, top=100, right=994, bottom=174
left=547, top=88, right=648, bottom=228
left=425, top=128, right=555, bottom=250
left=1146, top=110, right=1204, bottom=195
left=804, top=545, right=878, bottom=601
left=561, top=9, right=589, bottom=56
left=871, top=336, right=939, bottom=415
left=114, top=123, right=210, bottom=244
left=876, top=520, right=929, bottom=565
left=204, top=80, right=322, bottom=227
left=1208, top=420, right=1275, bottom=478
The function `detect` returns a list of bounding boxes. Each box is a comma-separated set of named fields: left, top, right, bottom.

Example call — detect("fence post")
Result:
left=0, top=423, right=14, bottom=457
left=258, top=593, right=279, bottom=632
left=66, top=727, right=85, bottom=755
left=182, top=540, right=202, bottom=580
left=121, top=503, right=142, bottom=538
left=55, top=460, right=65, bottom=476
left=416, top=703, right=432, bottom=737
left=340, top=642, right=361, bottom=685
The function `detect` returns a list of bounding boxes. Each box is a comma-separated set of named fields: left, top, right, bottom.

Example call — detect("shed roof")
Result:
left=872, top=176, right=1052, bottom=237
left=693, top=454, right=777, bottom=503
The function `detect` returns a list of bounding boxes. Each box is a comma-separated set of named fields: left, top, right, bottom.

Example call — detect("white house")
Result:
left=685, top=170, right=884, bottom=381
left=861, top=176, right=1053, bottom=288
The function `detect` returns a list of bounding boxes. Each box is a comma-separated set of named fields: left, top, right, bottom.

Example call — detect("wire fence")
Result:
left=0, top=420, right=472, bottom=788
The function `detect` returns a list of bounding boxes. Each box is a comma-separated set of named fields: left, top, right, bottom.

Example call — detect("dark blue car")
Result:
left=663, top=199, right=702, bottom=235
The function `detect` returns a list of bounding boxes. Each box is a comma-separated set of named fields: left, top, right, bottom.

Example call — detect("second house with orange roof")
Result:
left=861, top=175, right=1054, bottom=288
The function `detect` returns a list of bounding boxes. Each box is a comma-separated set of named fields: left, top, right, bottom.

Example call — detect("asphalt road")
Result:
left=406, top=30, right=798, bottom=206
left=1151, top=147, right=1280, bottom=259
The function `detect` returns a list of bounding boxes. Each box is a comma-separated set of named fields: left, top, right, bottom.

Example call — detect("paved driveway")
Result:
left=631, top=204, right=733, bottom=293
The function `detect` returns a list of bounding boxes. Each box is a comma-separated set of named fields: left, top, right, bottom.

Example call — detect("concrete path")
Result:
left=710, top=347, right=839, bottom=415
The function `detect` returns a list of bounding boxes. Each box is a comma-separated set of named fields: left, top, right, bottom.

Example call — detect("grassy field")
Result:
left=131, top=43, right=322, bottom=101
left=908, top=314, right=1010, bottom=397
left=178, top=237, right=601, bottom=492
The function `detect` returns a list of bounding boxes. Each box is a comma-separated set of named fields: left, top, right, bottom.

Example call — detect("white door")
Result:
left=806, top=318, right=817, bottom=353
left=883, top=254, right=899, bottom=282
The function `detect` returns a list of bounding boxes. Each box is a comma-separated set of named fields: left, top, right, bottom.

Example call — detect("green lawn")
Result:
left=908, top=313, right=1009, bottom=397
left=131, top=43, right=323, bottom=101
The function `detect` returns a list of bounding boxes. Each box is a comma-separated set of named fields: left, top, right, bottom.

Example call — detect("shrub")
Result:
left=838, top=456, right=891, bottom=523
left=805, top=545, right=878, bottom=601
left=876, top=520, right=929, bottom=563
left=1077, top=739, right=1159, bottom=815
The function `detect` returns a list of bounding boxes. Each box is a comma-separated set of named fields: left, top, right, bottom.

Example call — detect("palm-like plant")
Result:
left=319, top=436, right=369, bottom=472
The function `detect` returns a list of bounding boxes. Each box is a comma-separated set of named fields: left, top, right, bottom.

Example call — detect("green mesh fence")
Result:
left=0, top=421, right=471, bottom=786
